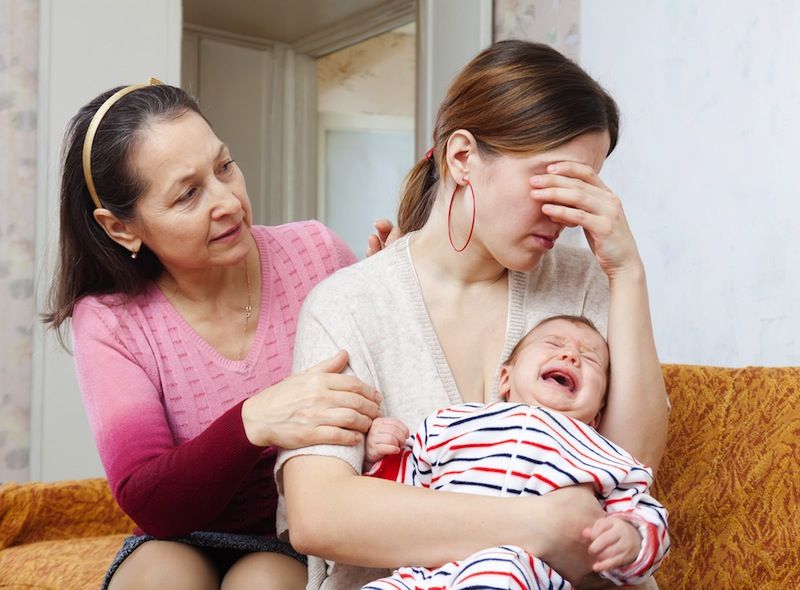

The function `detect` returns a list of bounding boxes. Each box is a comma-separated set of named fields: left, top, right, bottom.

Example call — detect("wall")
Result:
left=0, top=0, right=38, bottom=482
left=30, top=0, right=182, bottom=481
left=318, top=30, right=415, bottom=117
left=495, top=0, right=799, bottom=367
left=317, top=29, right=415, bottom=255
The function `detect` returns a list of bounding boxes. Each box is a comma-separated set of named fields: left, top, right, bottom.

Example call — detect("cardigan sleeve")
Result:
left=72, top=299, right=265, bottom=537
left=273, top=281, right=376, bottom=490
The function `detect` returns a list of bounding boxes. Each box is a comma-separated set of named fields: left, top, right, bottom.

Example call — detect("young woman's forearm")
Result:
left=283, top=455, right=601, bottom=577
left=602, top=266, right=669, bottom=469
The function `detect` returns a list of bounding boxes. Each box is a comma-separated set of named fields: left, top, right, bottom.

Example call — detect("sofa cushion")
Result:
left=0, top=534, right=126, bottom=589
left=654, top=365, right=800, bottom=588
left=0, top=478, right=132, bottom=548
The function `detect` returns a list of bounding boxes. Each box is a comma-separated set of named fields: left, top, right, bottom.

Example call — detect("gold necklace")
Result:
left=239, top=258, right=253, bottom=360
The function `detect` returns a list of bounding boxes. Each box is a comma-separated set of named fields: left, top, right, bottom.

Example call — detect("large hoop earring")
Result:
left=447, top=180, right=476, bottom=252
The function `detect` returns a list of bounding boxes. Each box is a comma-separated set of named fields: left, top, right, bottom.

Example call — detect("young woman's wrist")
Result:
left=607, top=260, right=646, bottom=285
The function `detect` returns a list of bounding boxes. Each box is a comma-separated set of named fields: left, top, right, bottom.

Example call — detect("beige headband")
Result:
left=81, top=77, right=163, bottom=209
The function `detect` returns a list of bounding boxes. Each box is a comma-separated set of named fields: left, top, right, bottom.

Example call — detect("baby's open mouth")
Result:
left=542, top=369, right=577, bottom=393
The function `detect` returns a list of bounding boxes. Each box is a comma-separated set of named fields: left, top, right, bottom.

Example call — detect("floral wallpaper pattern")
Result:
left=0, top=0, right=38, bottom=483
left=494, top=0, right=581, bottom=62
left=317, top=29, right=415, bottom=117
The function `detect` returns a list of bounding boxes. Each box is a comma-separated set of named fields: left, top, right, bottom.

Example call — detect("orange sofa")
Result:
left=1, top=365, right=798, bottom=589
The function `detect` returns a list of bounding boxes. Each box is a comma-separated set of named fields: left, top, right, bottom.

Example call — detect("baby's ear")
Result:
left=498, top=365, right=511, bottom=400
left=589, top=408, right=602, bottom=429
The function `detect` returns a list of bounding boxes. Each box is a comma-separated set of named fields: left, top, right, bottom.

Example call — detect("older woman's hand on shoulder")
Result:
left=242, top=350, right=381, bottom=449
left=366, top=218, right=402, bottom=257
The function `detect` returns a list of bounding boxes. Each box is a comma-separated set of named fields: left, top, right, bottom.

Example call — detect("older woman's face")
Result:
left=128, top=110, right=253, bottom=273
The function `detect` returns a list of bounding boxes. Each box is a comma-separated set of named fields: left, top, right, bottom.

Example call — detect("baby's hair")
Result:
left=506, top=315, right=604, bottom=366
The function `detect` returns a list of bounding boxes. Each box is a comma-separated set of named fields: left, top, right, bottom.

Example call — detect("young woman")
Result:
left=279, top=40, right=669, bottom=590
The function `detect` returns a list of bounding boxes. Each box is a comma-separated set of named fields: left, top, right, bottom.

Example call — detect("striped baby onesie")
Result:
left=364, top=402, right=670, bottom=589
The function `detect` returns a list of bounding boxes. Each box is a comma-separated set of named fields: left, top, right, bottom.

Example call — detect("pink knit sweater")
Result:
left=72, top=222, right=356, bottom=537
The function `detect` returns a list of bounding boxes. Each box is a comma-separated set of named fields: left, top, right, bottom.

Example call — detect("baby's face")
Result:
left=498, top=319, right=609, bottom=426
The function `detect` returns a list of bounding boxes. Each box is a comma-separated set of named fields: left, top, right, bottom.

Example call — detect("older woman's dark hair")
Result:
left=399, top=40, right=620, bottom=233
left=43, top=84, right=204, bottom=342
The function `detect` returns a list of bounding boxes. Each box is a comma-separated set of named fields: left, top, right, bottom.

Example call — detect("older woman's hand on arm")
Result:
left=242, top=350, right=382, bottom=449
left=531, top=161, right=669, bottom=469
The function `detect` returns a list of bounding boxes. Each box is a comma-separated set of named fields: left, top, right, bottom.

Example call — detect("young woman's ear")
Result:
left=93, top=208, right=142, bottom=255
left=444, top=129, right=479, bottom=185
left=498, top=365, right=512, bottom=400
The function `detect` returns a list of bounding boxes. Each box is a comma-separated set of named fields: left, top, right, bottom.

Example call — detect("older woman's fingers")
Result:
left=322, top=407, right=374, bottom=433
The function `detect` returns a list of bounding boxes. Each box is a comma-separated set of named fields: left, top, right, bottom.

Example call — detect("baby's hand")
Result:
left=582, top=515, right=642, bottom=573
left=365, top=417, right=410, bottom=465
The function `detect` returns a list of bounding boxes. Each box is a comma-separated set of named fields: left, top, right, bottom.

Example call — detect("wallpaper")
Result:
left=0, top=0, right=38, bottom=482
left=494, top=0, right=580, bottom=61
left=317, top=29, right=415, bottom=117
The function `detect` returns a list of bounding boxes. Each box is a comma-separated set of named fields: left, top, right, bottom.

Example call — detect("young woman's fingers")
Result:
left=539, top=204, right=614, bottom=240
left=545, top=161, right=612, bottom=192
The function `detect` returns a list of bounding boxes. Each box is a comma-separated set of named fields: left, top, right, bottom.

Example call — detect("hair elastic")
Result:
left=82, top=77, right=163, bottom=209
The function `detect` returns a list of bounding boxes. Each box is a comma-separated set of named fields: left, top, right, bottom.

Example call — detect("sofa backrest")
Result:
left=654, top=365, right=800, bottom=588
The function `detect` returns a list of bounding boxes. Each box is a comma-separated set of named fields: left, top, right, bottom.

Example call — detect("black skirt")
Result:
left=101, top=531, right=306, bottom=588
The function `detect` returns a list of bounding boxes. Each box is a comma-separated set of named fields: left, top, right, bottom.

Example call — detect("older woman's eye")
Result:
left=219, top=159, right=235, bottom=175
left=178, top=187, right=197, bottom=202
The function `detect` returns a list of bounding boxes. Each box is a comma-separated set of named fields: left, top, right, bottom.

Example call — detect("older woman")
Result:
left=278, top=40, right=669, bottom=590
left=45, top=81, right=384, bottom=589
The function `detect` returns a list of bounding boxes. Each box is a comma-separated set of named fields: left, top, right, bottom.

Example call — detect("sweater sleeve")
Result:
left=273, top=281, right=375, bottom=490
left=72, top=300, right=265, bottom=537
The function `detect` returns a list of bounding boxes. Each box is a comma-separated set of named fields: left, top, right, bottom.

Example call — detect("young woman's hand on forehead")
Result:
left=529, top=161, right=643, bottom=279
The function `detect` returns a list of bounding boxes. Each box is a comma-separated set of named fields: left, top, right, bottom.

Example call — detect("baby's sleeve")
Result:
left=600, top=466, right=670, bottom=585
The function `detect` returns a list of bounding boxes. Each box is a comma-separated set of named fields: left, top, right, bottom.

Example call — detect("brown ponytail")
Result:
left=398, top=156, right=438, bottom=233
left=398, top=40, right=619, bottom=233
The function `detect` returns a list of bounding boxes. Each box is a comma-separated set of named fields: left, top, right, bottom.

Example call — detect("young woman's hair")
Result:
left=44, top=84, right=204, bottom=339
left=398, top=40, right=620, bottom=233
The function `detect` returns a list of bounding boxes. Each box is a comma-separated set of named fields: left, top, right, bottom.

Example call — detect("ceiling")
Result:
left=183, top=0, right=411, bottom=44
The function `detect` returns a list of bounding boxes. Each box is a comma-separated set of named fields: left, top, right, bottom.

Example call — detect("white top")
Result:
left=275, top=233, right=610, bottom=590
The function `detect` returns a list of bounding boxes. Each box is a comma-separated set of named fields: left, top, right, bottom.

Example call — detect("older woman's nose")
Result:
left=209, top=180, right=241, bottom=217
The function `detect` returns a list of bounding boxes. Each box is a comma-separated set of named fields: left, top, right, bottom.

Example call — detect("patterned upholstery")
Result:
left=653, top=365, right=800, bottom=588
left=1, top=366, right=798, bottom=589
left=0, top=478, right=132, bottom=589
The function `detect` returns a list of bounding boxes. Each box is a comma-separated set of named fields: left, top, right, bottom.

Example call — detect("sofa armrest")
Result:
left=0, top=478, right=134, bottom=550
